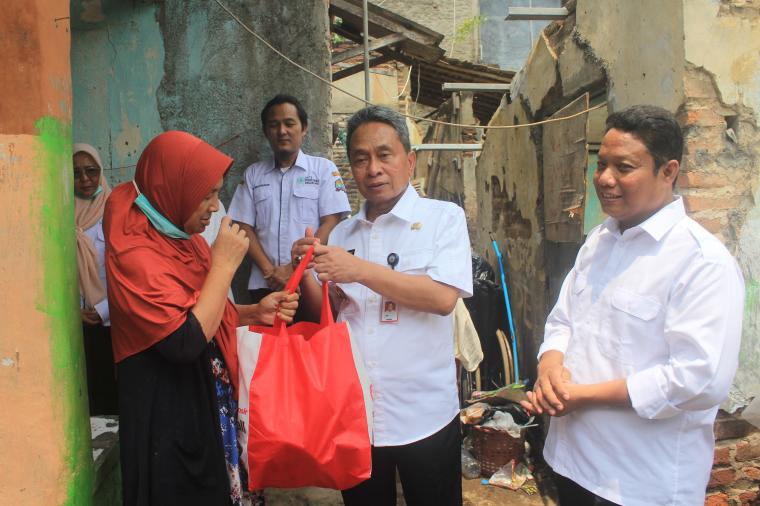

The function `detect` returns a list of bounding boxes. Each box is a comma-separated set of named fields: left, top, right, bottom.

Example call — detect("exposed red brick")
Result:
left=685, top=72, right=718, bottom=100
left=684, top=108, right=726, bottom=128
left=694, top=217, right=726, bottom=234
left=714, top=413, right=755, bottom=441
left=739, top=490, right=759, bottom=505
left=708, top=467, right=737, bottom=488
left=685, top=195, right=741, bottom=213
left=743, top=466, right=760, bottom=481
left=677, top=171, right=731, bottom=190
left=737, top=438, right=760, bottom=462
left=684, top=130, right=726, bottom=153
left=705, top=492, right=729, bottom=506
left=714, top=446, right=732, bottom=466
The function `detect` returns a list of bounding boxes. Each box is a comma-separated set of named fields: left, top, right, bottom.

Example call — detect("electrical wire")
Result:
left=213, top=0, right=606, bottom=130
left=108, top=0, right=606, bottom=172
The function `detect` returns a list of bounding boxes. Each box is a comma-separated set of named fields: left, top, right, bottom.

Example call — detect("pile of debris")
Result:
left=460, top=384, right=538, bottom=495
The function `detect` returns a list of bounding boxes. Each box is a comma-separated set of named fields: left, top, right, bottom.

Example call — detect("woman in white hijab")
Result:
left=74, top=143, right=117, bottom=415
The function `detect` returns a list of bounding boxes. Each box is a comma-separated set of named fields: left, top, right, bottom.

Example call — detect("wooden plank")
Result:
left=542, top=93, right=589, bottom=243
left=332, top=54, right=394, bottom=81
left=505, top=6, right=569, bottom=21
left=442, top=83, right=511, bottom=92
left=330, top=0, right=444, bottom=62
left=331, top=33, right=406, bottom=65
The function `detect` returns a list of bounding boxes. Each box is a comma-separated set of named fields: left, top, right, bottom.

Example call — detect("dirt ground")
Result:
left=264, top=477, right=554, bottom=505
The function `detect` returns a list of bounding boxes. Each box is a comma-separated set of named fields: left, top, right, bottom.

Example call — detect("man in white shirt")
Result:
left=293, top=106, right=473, bottom=505
left=228, top=94, right=351, bottom=303
left=523, top=105, right=744, bottom=505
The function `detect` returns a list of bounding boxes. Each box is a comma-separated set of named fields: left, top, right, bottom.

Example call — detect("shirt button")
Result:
left=371, top=234, right=379, bottom=240
left=367, top=328, right=375, bottom=335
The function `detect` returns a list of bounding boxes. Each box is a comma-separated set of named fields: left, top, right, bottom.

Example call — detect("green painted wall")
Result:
left=36, top=116, right=94, bottom=504
left=71, top=0, right=165, bottom=185
left=583, top=152, right=605, bottom=235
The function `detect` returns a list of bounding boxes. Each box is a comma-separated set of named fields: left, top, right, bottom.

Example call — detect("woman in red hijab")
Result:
left=104, top=131, right=297, bottom=506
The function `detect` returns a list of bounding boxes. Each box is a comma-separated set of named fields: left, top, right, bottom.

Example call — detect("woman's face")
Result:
left=73, top=152, right=101, bottom=198
left=183, top=177, right=223, bottom=234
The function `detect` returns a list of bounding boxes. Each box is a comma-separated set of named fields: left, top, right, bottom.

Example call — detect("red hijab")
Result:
left=104, top=131, right=240, bottom=390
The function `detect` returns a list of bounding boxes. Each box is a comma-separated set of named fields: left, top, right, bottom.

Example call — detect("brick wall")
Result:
left=706, top=412, right=760, bottom=505
left=677, top=63, right=759, bottom=250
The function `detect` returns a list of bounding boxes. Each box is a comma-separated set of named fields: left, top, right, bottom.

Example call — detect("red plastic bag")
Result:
left=245, top=246, right=372, bottom=490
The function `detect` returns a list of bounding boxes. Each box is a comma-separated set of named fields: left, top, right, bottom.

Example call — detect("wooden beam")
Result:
left=332, top=54, right=394, bottom=81
left=442, top=83, right=511, bottom=92
left=331, top=33, right=406, bottom=65
left=412, top=144, right=483, bottom=151
left=505, top=6, right=569, bottom=20
left=330, top=0, right=444, bottom=62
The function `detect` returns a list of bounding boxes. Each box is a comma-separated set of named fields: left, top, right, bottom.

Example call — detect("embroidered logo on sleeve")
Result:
left=335, top=178, right=346, bottom=192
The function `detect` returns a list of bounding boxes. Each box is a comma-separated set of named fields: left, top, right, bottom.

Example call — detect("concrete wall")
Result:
left=425, top=0, right=760, bottom=421
left=0, top=1, right=94, bottom=504
left=679, top=0, right=760, bottom=423
left=71, top=0, right=332, bottom=203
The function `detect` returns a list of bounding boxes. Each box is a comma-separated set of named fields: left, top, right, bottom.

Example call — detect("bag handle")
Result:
left=273, top=245, right=314, bottom=330
left=271, top=244, right=338, bottom=330
left=320, top=280, right=335, bottom=326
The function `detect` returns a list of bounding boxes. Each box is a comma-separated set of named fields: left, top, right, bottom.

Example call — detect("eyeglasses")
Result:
left=74, top=166, right=100, bottom=180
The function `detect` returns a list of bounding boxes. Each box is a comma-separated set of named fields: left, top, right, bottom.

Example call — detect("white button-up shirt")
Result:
left=539, top=197, right=743, bottom=506
left=80, top=220, right=110, bottom=326
left=329, top=185, right=473, bottom=446
left=228, top=150, right=351, bottom=289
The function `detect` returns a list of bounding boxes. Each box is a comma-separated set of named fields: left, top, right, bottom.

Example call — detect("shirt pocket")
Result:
left=601, top=288, right=662, bottom=365
left=397, top=249, right=433, bottom=274
left=253, top=185, right=272, bottom=226
left=293, top=184, right=319, bottom=224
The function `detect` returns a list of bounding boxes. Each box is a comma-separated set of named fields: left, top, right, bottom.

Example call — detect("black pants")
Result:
left=554, top=471, right=621, bottom=506
left=342, top=416, right=462, bottom=506
left=82, top=323, right=118, bottom=415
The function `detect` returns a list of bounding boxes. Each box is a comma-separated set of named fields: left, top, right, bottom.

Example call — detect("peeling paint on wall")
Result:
left=71, top=1, right=165, bottom=185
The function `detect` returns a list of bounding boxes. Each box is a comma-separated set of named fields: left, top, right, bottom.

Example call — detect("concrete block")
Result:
left=558, top=38, right=604, bottom=97
left=516, top=32, right=559, bottom=115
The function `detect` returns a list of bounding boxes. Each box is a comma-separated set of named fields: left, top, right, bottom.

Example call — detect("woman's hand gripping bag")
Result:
left=242, top=246, right=372, bottom=490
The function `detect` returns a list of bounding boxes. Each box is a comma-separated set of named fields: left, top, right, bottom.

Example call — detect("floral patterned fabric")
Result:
left=210, top=341, right=265, bottom=506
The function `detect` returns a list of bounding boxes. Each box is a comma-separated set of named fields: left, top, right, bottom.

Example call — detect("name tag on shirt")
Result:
left=380, top=296, right=399, bottom=323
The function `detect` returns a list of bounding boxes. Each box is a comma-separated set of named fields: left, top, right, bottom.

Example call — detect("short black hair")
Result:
left=346, top=105, right=411, bottom=159
left=605, top=105, right=683, bottom=172
left=260, top=94, right=308, bottom=130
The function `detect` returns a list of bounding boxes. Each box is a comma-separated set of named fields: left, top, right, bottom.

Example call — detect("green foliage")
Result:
left=453, top=15, right=486, bottom=43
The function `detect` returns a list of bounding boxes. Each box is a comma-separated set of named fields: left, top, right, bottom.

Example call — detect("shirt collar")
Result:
left=352, top=184, right=418, bottom=227
left=266, top=150, right=307, bottom=172
left=600, top=196, right=685, bottom=241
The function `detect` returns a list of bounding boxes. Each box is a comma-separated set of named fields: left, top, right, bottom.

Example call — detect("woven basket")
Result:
left=471, top=424, right=525, bottom=477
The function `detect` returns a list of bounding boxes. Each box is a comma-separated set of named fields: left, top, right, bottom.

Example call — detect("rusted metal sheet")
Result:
left=542, top=93, right=589, bottom=243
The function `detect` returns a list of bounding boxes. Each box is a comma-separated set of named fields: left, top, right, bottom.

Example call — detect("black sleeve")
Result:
left=155, top=312, right=208, bottom=363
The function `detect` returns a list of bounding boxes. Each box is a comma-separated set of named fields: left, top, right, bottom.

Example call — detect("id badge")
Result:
left=380, top=296, right=399, bottom=323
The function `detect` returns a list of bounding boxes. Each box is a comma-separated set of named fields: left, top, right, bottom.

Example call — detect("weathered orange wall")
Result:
left=0, top=1, right=93, bottom=505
